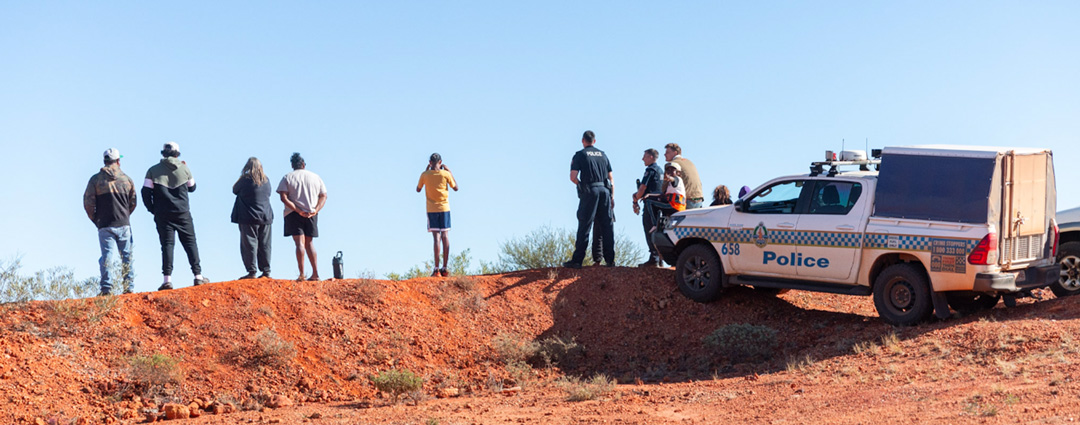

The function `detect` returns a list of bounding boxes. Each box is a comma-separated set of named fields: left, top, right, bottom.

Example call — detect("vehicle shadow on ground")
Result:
left=533, top=267, right=1080, bottom=384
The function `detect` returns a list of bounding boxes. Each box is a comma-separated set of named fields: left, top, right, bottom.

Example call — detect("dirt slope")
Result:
left=1, top=268, right=1079, bottom=424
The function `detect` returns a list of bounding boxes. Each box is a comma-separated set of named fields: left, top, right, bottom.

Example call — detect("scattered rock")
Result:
left=187, top=403, right=201, bottom=417
left=437, top=387, right=460, bottom=398
left=141, top=409, right=159, bottom=422
left=309, top=413, right=322, bottom=419
left=163, top=403, right=190, bottom=420
left=501, top=386, right=522, bottom=395
left=267, top=395, right=294, bottom=409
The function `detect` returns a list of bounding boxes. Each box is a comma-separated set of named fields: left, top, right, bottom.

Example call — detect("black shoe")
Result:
left=605, top=263, right=616, bottom=267
left=259, top=271, right=271, bottom=279
left=638, top=260, right=659, bottom=268
left=122, top=288, right=133, bottom=294
left=158, top=283, right=173, bottom=291
left=239, top=272, right=257, bottom=280
left=194, top=277, right=209, bottom=286
left=561, top=261, right=582, bottom=269
left=98, top=290, right=112, bottom=297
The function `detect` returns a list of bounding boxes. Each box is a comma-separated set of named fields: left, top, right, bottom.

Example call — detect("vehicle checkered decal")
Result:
left=673, top=227, right=979, bottom=252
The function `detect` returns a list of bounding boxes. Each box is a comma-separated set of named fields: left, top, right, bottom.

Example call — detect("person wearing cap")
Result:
left=416, top=153, right=459, bottom=277
left=231, top=157, right=274, bottom=280
left=632, top=148, right=665, bottom=267
left=642, top=162, right=687, bottom=234
left=143, top=141, right=209, bottom=290
left=277, top=152, right=327, bottom=281
left=664, top=143, right=704, bottom=209
left=84, top=148, right=138, bottom=296
left=563, top=130, right=615, bottom=269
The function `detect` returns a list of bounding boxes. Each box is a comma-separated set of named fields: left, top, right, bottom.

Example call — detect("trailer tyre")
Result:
left=675, top=244, right=725, bottom=302
left=873, top=263, right=933, bottom=326
left=1052, top=241, right=1080, bottom=297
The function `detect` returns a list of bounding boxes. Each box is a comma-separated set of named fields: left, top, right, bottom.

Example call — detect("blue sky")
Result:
left=2, top=1, right=1078, bottom=291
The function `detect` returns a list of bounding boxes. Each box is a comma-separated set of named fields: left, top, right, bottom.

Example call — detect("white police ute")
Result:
left=653, top=146, right=1062, bottom=326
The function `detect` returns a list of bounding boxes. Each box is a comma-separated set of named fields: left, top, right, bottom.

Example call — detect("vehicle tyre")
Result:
left=675, top=244, right=726, bottom=302
left=945, top=292, right=1000, bottom=314
left=1052, top=241, right=1080, bottom=297
left=873, top=263, right=933, bottom=326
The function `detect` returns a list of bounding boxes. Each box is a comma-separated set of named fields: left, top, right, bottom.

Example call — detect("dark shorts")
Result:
left=427, top=211, right=451, bottom=232
left=284, top=212, right=318, bottom=237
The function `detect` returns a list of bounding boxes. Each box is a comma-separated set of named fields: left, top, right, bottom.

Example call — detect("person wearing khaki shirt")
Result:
left=664, top=143, right=704, bottom=209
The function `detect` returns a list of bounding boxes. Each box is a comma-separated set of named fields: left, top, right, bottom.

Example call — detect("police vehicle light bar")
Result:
left=810, top=150, right=881, bottom=176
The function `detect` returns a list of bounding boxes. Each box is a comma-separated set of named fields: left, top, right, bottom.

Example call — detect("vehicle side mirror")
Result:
left=734, top=199, right=744, bottom=212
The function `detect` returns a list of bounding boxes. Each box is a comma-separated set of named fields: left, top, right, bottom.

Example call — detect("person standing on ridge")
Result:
left=664, top=143, right=704, bottom=209
left=277, top=153, right=327, bottom=281
left=231, top=157, right=274, bottom=280
left=633, top=148, right=665, bottom=267
left=563, top=130, right=615, bottom=269
left=416, top=153, right=459, bottom=277
left=84, top=148, right=138, bottom=295
left=142, top=142, right=208, bottom=290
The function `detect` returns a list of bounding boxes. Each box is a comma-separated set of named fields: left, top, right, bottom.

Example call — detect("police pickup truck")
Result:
left=653, top=146, right=1063, bottom=326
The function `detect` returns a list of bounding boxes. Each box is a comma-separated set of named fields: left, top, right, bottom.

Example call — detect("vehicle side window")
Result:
left=745, top=181, right=806, bottom=214
left=807, top=181, right=862, bottom=215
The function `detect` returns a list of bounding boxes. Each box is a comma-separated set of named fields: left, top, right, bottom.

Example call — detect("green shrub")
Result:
left=0, top=259, right=98, bottom=304
left=536, top=335, right=584, bottom=369
left=369, top=369, right=424, bottom=404
left=251, top=329, right=296, bottom=368
left=492, top=333, right=539, bottom=365
left=702, top=323, right=778, bottom=363
left=496, top=225, right=644, bottom=270
left=557, top=374, right=616, bottom=401
left=129, top=354, right=183, bottom=394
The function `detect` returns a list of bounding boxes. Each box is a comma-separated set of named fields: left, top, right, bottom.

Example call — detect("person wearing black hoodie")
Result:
left=231, top=157, right=274, bottom=280
left=142, top=141, right=208, bottom=290
left=84, top=148, right=137, bottom=296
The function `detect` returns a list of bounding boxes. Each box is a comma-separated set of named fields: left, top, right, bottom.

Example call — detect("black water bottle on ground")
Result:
left=332, top=251, right=344, bottom=280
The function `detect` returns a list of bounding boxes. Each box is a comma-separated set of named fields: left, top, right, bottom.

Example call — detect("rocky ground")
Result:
left=1, top=267, right=1079, bottom=424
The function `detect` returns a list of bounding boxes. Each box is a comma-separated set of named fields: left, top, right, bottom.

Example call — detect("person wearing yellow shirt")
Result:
left=417, top=153, right=459, bottom=277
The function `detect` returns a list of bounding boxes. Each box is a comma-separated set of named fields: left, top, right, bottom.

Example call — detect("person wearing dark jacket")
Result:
left=231, top=157, right=274, bottom=280
left=84, top=148, right=137, bottom=296
left=142, top=141, right=208, bottom=290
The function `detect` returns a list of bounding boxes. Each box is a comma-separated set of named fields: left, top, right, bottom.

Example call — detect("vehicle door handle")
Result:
left=777, top=222, right=795, bottom=229
left=836, top=225, right=856, bottom=231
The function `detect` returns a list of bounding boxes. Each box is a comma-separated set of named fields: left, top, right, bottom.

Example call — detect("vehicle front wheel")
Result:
left=675, top=244, right=725, bottom=302
left=873, top=263, right=933, bottom=326
left=1052, top=241, right=1080, bottom=297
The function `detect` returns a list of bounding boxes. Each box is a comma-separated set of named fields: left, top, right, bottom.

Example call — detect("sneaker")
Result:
left=296, top=275, right=306, bottom=282
left=98, top=290, right=112, bottom=297
left=239, top=272, right=257, bottom=280
left=561, top=261, right=582, bottom=269
left=259, top=271, right=271, bottom=279
left=157, top=283, right=173, bottom=291
left=605, top=263, right=616, bottom=267
left=431, top=269, right=440, bottom=277
left=439, top=268, right=449, bottom=277
left=638, top=260, right=659, bottom=268
left=123, top=288, right=133, bottom=294
left=194, top=277, right=210, bottom=286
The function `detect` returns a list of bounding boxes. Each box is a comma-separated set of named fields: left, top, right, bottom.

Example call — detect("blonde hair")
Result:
left=239, top=157, right=268, bottom=186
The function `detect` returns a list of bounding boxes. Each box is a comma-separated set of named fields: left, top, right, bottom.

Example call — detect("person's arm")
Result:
left=570, top=170, right=580, bottom=185
left=446, top=170, right=458, bottom=191
left=310, top=193, right=327, bottom=217
left=141, top=178, right=155, bottom=213
left=83, top=179, right=96, bottom=223
left=186, top=177, right=197, bottom=193
left=417, top=174, right=425, bottom=193
left=127, top=178, right=138, bottom=214
left=278, top=191, right=299, bottom=215
left=634, top=183, right=647, bottom=202
left=608, top=171, right=615, bottom=208
left=232, top=177, right=243, bottom=195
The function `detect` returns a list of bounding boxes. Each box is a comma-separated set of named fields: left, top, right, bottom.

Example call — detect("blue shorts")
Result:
left=427, top=212, right=451, bottom=232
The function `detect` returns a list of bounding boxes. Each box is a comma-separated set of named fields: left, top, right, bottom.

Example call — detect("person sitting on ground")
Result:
left=710, top=185, right=733, bottom=206
left=643, top=162, right=686, bottom=233
left=416, top=153, right=458, bottom=277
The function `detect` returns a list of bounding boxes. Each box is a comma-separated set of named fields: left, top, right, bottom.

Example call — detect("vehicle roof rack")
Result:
left=810, top=150, right=881, bottom=177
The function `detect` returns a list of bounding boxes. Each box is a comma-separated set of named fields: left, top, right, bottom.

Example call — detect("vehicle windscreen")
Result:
left=874, top=154, right=995, bottom=224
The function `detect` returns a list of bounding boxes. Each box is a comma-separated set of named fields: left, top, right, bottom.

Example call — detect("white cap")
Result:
left=665, top=162, right=682, bottom=172
left=103, top=148, right=121, bottom=160
left=164, top=141, right=180, bottom=153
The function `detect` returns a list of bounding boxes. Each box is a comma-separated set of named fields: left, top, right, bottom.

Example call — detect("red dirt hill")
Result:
left=2, top=268, right=1079, bottom=424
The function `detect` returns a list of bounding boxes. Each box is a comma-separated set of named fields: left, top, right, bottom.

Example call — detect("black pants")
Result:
left=239, top=223, right=272, bottom=274
left=572, top=186, right=614, bottom=264
left=642, top=208, right=660, bottom=263
left=591, top=204, right=614, bottom=263
left=155, top=212, right=201, bottom=276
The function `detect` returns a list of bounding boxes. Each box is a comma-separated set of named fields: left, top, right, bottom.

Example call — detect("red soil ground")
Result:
left=2, top=267, right=1079, bottom=424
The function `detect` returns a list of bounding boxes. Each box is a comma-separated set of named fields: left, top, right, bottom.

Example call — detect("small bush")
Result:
left=536, top=335, right=584, bottom=369
left=557, top=374, right=616, bottom=401
left=0, top=259, right=98, bottom=304
left=250, top=329, right=296, bottom=368
left=492, top=333, right=539, bottom=365
left=369, top=369, right=424, bottom=404
left=129, top=354, right=183, bottom=395
left=702, top=323, right=778, bottom=363
left=496, top=225, right=644, bottom=270
left=449, top=276, right=476, bottom=291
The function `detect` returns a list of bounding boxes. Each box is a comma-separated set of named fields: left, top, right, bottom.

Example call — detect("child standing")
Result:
left=416, top=153, right=459, bottom=277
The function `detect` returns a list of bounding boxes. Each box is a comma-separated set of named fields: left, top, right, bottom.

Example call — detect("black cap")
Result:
left=429, top=153, right=441, bottom=163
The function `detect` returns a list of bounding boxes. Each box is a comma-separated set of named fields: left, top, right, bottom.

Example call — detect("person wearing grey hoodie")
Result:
left=142, top=142, right=209, bottom=290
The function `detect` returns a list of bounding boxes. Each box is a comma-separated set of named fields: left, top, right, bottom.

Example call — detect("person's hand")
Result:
left=611, top=196, right=615, bottom=209
left=441, top=164, right=450, bottom=172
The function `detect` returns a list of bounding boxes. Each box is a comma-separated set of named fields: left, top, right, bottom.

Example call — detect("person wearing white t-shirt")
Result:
left=276, top=153, right=328, bottom=281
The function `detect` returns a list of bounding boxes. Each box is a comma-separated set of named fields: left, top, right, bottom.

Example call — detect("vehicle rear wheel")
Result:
left=675, top=244, right=725, bottom=302
left=873, top=263, right=933, bottom=326
left=1052, top=241, right=1080, bottom=297
left=946, top=292, right=1000, bottom=314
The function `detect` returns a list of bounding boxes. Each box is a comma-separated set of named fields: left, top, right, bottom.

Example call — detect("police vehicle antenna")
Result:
left=842, top=138, right=845, bottom=152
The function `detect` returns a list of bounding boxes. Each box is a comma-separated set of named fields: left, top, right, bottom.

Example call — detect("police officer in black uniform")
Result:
left=633, top=148, right=664, bottom=267
left=564, top=130, right=614, bottom=269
